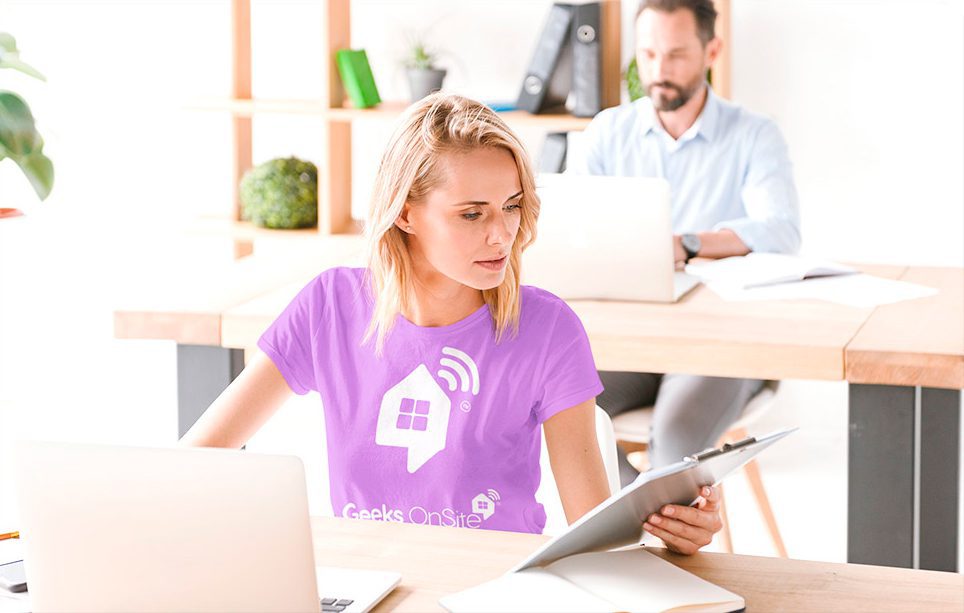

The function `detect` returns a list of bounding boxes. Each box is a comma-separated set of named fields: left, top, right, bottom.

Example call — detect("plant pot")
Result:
left=406, top=68, right=447, bottom=102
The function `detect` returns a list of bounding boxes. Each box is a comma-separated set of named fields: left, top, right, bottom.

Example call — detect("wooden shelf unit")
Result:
left=191, top=97, right=598, bottom=130
left=220, top=0, right=730, bottom=255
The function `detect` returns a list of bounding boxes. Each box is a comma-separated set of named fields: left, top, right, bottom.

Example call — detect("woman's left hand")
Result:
left=643, top=485, right=722, bottom=555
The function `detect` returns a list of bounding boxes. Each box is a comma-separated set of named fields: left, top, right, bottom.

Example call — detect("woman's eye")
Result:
left=461, top=212, right=482, bottom=221
left=505, top=203, right=522, bottom=212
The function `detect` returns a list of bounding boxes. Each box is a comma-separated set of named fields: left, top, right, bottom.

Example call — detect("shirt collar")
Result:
left=638, top=84, right=720, bottom=144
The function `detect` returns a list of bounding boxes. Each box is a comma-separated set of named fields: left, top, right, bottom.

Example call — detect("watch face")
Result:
left=682, top=234, right=701, bottom=256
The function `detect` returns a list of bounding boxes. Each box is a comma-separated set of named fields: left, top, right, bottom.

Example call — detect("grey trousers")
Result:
left=597, top=371, right=764, bottom=487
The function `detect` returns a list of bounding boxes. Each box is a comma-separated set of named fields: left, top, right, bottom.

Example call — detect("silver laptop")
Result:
left=522, top=173, right=700, bottom=302
left=14, top=441, right=400, bottom=613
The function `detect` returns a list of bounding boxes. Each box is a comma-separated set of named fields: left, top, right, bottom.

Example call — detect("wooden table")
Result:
left=312, top=516, right=963, bottom=612
left=113, top=247, right=963, bottom=572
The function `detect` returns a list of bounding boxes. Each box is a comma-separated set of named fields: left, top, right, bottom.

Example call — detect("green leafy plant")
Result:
left=240, top=157, right=318, bottom=229
left=0, top=33, right=53, bottom=200
left=406, top=41, right=438, bottom=70
left=625, top=57, right=645, bottom=102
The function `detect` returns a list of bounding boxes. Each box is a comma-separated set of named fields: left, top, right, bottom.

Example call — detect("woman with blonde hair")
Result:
left=182, top=93, right=721, bottom=552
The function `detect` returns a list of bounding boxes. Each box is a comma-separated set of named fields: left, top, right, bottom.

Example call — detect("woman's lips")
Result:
left=475, top=256, right=507, bottom=271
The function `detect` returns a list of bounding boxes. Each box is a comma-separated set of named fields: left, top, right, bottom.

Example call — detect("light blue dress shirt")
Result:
left=568, top=87, right=801, bottom=254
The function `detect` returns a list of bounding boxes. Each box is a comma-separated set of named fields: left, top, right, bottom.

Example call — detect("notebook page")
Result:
left=545, top=548, right=744, bottom=613
left=438, top=567, right=612, bottom=613
left=686, top=253, right=856, bottom=289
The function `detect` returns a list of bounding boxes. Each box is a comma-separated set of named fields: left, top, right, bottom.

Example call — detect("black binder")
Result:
left=516, top=3, right=574, bottom=114
left=538, top=132, right=569, bottom=173
left=570, top=2, right=602, bottom=117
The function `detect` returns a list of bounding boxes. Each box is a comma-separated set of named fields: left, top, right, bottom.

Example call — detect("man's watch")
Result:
left=681, top=233, right=701, bottom=263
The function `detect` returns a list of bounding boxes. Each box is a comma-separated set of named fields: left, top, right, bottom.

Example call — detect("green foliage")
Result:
left=625, top=57, right=645, bottom=102
left=0, top=32, right=53, bottom=200
left=406, top=42, right=436, bottom=70
left=240, top=157, right=318, bottom=230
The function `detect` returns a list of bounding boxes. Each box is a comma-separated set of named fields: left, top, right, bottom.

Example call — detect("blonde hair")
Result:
left=363, top=93, right=540, bottom=355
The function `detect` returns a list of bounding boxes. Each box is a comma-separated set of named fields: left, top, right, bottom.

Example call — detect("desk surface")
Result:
left=217, top=262, right=907, bottom=381
left=113, top=246, right=963, bottom=388
left=311, top=516, right=963, bottom=612
left=847, top=266, right=964, bottom=389
left=566, top=262, right=903, bottom=380
left=112, top=238, right=364, bottom=346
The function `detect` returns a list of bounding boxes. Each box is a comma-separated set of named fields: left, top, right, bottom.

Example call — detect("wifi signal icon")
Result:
left=437, top=346, right=480, bottom=395
left=486, top=489, right=501, bottom=503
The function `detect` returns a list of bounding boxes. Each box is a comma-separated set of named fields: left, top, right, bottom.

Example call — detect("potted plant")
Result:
left=0, top=32, right=54, bottom=218
left=240, top=157, right=318, bottom=229
left=404, top=39, right=446, bottom=102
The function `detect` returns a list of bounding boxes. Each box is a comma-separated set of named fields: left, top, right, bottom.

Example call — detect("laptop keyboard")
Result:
left=320, top=597, right=354, bottom=612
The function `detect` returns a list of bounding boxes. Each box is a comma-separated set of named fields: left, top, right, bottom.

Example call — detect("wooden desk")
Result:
left=312, top=516, right=963, bottom=612
left=566, top=263, right=904, bottom=381
left=113, top=253, right=963, bottom=572
left=114, top=238, right=364, bottom=436
left=847, top=267, right=964, bottom=389
left=215, top=263, right=906, bottom=379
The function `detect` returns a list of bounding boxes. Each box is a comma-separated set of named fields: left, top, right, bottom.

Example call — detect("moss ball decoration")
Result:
left=239, top=157, right=318, bottom=229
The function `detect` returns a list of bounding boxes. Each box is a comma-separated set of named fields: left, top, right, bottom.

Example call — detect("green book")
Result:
left=335, top=49, right=381, bottom=109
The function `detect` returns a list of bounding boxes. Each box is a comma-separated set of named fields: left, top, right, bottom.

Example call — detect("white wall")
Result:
left=2, top=1, right=961, bottom=249
left=731, top=0, right=964, bottom=266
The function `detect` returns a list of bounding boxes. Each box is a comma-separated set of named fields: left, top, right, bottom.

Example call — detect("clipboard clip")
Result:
left=685, top=435, right=757, bottom=463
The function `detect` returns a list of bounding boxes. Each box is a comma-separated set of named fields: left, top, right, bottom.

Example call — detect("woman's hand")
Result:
left=643, top=485, right=722, bottom=555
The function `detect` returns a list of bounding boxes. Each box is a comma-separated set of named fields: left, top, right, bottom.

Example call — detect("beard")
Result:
left=646, top=75, right=704, bottom=112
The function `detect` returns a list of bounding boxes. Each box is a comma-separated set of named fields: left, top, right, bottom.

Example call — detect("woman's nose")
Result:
left=488, top=213, right=512, bottom=246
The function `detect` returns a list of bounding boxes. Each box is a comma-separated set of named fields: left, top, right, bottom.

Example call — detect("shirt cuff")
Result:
left=535, top=381, right=606, bottom=424
left=713, top=217, right=800, bottom=254
left=257, top=337, right=311, bottom=395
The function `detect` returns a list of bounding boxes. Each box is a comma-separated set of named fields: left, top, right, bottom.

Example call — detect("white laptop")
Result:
left=14, top=441, right=400, bottom=613
left=522, top=173, right=700, bottom=302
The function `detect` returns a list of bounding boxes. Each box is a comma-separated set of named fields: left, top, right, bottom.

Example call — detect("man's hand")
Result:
left=643, top=485, right=723, bottom=555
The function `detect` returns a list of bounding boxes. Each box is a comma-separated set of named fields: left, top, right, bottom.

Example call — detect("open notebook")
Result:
left=686, top=252, right=856, bottom=289
left=439, top=547, right=743, bottom=613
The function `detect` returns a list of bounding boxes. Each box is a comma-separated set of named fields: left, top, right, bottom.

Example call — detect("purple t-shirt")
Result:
left=258, top=267, right=603, bottom=534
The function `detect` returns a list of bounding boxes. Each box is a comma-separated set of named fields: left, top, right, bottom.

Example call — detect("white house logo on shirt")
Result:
left=471, top=489, right=500, bottom=521
left=375, top=346, right=479, bottom=473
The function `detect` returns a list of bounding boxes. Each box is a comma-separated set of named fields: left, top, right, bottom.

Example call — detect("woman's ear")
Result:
left=394, top=202, right=414, bottom=234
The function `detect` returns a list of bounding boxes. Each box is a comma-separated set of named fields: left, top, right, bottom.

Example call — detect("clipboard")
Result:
left=515, top=427, right=796, bottom=571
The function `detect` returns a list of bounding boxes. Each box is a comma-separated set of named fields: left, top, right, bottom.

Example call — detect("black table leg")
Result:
left=849, top=383, right=960, bottom=571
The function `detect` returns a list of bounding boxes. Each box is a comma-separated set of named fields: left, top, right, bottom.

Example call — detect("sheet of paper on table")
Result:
left=701, top=273, right=937, bottom=308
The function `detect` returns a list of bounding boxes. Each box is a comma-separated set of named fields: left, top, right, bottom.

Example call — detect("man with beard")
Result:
left=569, top=0, right=801, bottom=486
